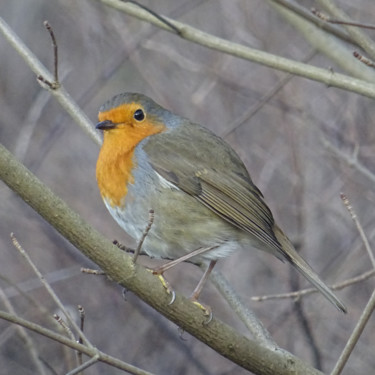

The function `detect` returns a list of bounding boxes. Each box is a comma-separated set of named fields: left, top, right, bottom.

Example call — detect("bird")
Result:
left=95, top=92, right=347, bottom=314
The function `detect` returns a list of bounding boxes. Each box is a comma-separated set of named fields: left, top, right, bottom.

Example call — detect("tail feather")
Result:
left=274, top=225, right=347, bottom=313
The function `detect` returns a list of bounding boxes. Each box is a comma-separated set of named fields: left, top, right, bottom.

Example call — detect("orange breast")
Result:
left=96, top=144, right=135, bottom=208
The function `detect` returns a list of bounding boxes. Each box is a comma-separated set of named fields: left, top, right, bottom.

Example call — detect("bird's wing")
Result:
left=143, top=122, right=286, bottom=258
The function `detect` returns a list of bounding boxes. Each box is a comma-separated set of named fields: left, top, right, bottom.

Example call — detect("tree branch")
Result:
left=98, top=0, right=375, bottom=98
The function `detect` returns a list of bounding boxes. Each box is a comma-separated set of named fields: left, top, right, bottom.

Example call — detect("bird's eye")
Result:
left=134, top=109, right=145, bottom=121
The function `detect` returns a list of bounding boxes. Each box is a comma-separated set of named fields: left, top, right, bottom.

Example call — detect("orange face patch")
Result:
left=96, top=102, right=166, bottom=207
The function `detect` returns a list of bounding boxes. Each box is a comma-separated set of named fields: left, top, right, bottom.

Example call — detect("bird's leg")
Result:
left=190, top=260, right=217, bottom=322
left=190, top=259, right=217, bottom=301
left=151, top=246, right=217, bottom=311
left=152, top=245, right=218, bottom=274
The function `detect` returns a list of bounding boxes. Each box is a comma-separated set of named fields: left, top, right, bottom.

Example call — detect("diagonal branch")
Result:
left=99, top=0, right=375, bottom=98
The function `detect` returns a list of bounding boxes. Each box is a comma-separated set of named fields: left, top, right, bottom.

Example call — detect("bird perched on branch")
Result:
left=95, top=92, right=346, bottom=314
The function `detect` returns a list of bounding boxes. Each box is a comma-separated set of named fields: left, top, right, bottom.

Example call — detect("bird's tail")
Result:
left=274, top=225, right=347, bottom=313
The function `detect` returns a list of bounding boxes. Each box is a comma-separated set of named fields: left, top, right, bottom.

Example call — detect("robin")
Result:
left=95, top=92, right=346, bottom=313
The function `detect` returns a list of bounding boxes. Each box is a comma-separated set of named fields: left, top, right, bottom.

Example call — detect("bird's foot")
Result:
left=148, top=268, right=176, bottom=305
left=190, top=298, right=213, bottom=324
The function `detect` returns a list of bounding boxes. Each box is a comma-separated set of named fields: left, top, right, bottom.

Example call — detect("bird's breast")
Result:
left=96, top=146, right=136, bottom=208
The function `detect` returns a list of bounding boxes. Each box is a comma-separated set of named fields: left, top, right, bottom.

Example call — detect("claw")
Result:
left=147, top=269, right=176, bottom=305
left=191, top=300, right=213, bottom=324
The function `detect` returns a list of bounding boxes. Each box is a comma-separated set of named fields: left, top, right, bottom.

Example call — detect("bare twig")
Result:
left=0, top=310, right=156, bottom=375
left=322, top=136, right=375, bottom=185
left=0, top=16, right=100, bottom=145
left=124, top=1, right=181, bottom=35
left=252, top=269, right=375, bottom=302
left=340, top=193, right=375, bottom=268
left=312, top=9, right=375, bottom=30
left=133, top=209, right=154, bottom=263
left=10, top=234, right=94, bottom=349
left=353, top=51, right=375, bottom=68
left=0, top=288, right=47, bottom=375
left=37, top=21, right=60, bottom=89
left=77, top=305, right=85, bottom=370
left=268, top=0, right=352, bottom=43
left=54, top=314, right=75, bottom=341
left=80, top=268, right=106, bottom=275
left=330, top=287, right=375, bottom=375
left=315, top=0, right=375, bottom=62
left=66, top=355, right=99, bottom=375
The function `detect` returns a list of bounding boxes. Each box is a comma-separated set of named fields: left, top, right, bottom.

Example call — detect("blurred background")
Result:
left=1, top=1, right=375, bottom=374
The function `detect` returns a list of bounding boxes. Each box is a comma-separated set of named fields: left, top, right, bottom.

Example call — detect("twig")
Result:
left=268, top=0, right=352, bottom=43
left=37, top=21, right=60, bottom=89
left=10, top=234, right=94, bottom=349
left=124, top=1, right=181, bottom=35
left=77, top=305, right=85, bottom=369
left=330, top=287, right=375, bottom=375
left=315, top=0, right=375, bottom=63
left=0, top=16, right=100, bottom=145
left=0, top=310, right=156, bottom=375
left=322, top=136, right=375, bottom=185
left=0, top=288, right=47, bottom=375
left=340, top=193, right=375, bottom=269
left=353, top=51, right=375, bottom=68
left=66, top=355, right=99, bottom=375
left=252, top=269, right=375, bottom=302
left=80, top=268, right=106, bottom=275
left=54, top=314, right=75, bottom=341
left=133, top=209, right=154, bottom=263
left=312, top=9, right=375, bottom=30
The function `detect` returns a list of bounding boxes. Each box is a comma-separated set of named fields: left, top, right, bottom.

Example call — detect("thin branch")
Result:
left=269, top=0, right=352, bottom=43
left=133, top=209, right=154, bottom=263
left=125, top=1, right=181, bottom=35
left=222, top=48, right=318, bottom=139
left=330, top=287, right=375, bottom=375
left=340, top=193, right=375, bottom=268
left=37, top=21, right=60, bottom=89
left=252, top=269, right=375, bottom=302
left=0, top=288, right=47, bottom=375
left=77, top=305, right=85, bottom=369
left=11, top=234, right=94, bottom=349
left=81, top=268, right=106, bottom=275
left=54, top=314, right=75, bottom=341
left=322, top=136, right=375, bottom=185
left=312, top=9, right=375, bottom=30
left=66, top=355, right=99, bottom=375
left=0, top=310, right=155, bottom=375
left=353, top=51, right=375, bottom=68
left=316, top=0, right=375, bottom=62
left=98, top=0, right=375, bottom=99
left=0, top=16, right=100, bottom=145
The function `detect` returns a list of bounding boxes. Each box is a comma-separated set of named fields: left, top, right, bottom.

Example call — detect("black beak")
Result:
left=96, top=120, right=116, bottom=130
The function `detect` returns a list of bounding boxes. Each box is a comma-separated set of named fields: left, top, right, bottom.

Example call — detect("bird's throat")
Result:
left=96, top=146, right=135, bottom=208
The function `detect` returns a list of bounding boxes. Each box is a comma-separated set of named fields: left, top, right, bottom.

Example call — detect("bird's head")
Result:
left=96, top=93, right=168, bottom=151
